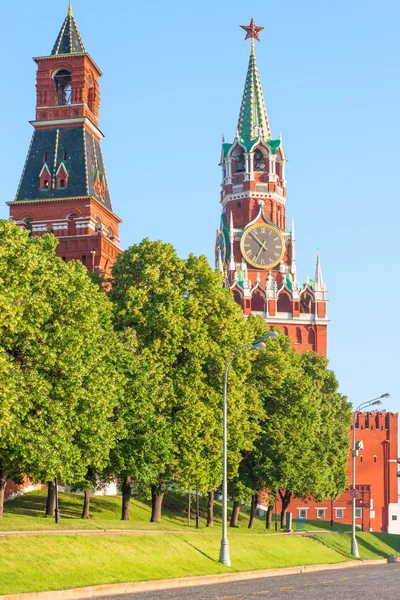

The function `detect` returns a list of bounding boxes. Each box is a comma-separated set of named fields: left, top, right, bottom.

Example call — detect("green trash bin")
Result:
left=296, top=518, right=306, bottom=531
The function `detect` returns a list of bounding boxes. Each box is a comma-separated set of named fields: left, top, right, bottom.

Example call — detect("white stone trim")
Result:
left=221, top=190, right=286, bottom=208
left=30, top=117, right=104, bottom=140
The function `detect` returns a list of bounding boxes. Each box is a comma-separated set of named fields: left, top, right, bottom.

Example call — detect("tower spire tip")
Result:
left=68, top=2, right=73, bottom=17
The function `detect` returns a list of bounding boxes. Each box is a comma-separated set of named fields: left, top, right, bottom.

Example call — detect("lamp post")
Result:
left=219, top=331, right=279, bottom=567
left=351, top=393, right=390, bottom=557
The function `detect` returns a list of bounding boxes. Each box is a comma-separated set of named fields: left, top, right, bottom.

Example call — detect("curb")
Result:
left=0, top=558, right=390, bottom=600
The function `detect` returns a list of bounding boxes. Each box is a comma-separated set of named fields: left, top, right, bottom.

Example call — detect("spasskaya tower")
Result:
left=8, top=5, right=121, bottom=276
left=215, top=19, right=328, bottom=355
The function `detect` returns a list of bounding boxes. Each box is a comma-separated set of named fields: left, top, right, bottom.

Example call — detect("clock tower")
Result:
left=8, top=5, right=121, bottom=276
left=216, top=20, right=328, bottom=355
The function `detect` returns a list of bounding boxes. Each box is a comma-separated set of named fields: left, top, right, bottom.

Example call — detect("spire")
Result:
left=51, top=6, right=86, bottom=55
left=315, top=253, right=324, bottom=290
left=237, top=20, right=271, bottom=143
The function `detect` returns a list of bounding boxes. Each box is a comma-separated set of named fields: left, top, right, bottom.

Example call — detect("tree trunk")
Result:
left=279, top=489, right=292, bottom=528
left=150, top=484, right=165, bottom=523
left=0, top=476, right=6, bottom=519
left=266, top=504, right=273, bottom=529
left=230, top=501, right=241, bottom=527
left=121, top=475, right=131, bottom=521
left=248, top=493, right=259, bottom=529
left=81, top=489, right=91, bottom=519
left=207, top=490, right=214, bottom=527
left=45, top=481, right=56, bottom=517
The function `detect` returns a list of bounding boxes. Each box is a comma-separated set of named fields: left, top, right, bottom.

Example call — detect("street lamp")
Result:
left=219, top=331, right=279, bottom=567
left=351, top=393, right=390, bottom=557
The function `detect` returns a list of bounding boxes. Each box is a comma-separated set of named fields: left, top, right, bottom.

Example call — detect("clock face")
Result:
left=214, top=231, right=226, bottom=267
left=240, top=223, right=285, bottom=269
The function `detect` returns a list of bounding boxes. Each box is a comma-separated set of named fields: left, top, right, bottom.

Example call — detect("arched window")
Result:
left=43, top=180, right=49, bottom=190
left=283, top=326, right=288, bottom=336
left=59, top=179, right=65, bottom=189
left=88, top=75, right=94, bottom=113
left=54, top=70, right=72, bottom=106
left=81, top=255, right=87, bottom=265
left=300, top=293, right=312, bottom=313
left=296, top=327, right=302, bottom=344
left=107, top=227, right=114, bottom=239
left=360, top=456, right=363, bottom=463
left=95, top=218, right=102, bottom=233
left=67, top=213, right=78, bottom=236
left=373, top=455, right=377, bottom=463
left=252, top=291, right=265, bottom=312
left=233, top=290, right=242, bottom=305
left=61, top=256, right=67, bottom=262
left=277, top=292, right=291, bottom=312
left=254, top=149, right=266, bottom=171
left=23, top=217, right=33, bottom=232
left=307, top=328, right=315, bottom=346
left=236, top=153, right=246, bottom=173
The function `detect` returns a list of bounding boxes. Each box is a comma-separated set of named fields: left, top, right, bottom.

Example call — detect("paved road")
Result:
left=100, top=564, right=400, bottom=600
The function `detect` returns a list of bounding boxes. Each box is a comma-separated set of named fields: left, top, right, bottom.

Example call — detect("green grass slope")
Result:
left=316, top=532, right=400, bottom=560
left=0, top=532, right=348, bottom=595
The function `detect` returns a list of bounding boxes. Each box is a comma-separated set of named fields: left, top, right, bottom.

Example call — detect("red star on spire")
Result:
left=240, top=18, right=264, bottom=42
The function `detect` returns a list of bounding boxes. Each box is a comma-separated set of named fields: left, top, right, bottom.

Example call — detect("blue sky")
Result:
left=1, top=1, right=399, bottom=414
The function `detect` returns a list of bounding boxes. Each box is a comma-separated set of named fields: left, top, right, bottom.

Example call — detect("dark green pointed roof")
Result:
left=237, top=40, right=271, bottom=143
left=51, top=6, right=86, bottom=56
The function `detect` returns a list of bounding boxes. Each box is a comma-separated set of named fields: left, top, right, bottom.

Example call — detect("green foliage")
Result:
left=0, top=221, right=123, bottom=499
left=242, top=322, right=352, bottom=505
left=109, top=241, right=264, bottom=496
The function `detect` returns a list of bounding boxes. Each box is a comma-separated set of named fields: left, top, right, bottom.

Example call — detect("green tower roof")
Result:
left=237, top=39, right=271, bottom=143
left=51, top=5, right=86, bottom=56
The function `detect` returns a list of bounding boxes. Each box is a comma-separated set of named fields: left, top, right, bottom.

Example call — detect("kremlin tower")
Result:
left=215, top=19, right=328, bottom=355
left=8, top=5, right=121, bottom=276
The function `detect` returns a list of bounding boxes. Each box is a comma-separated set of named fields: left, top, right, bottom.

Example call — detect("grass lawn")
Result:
left=1, top=490, right=350, bottom=534
left=315, top=532, right=400, bottom=560
left=0, top=532, right=349, bottom=595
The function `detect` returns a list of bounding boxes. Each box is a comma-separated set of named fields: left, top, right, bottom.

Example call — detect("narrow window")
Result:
left=59, top=179, right=65, bottom=189
left=374, top=455, right=377, bottom=463
left=360, top=456, right=363, bottom=463
left=237, top=202, right=241, bottom=208
left=81, top=255, right=87, bottom=265
left=43, top=180, right=49, bottom=189
left=54, top=70, right=72, bottom=106
left=236, top=153, right=246, bottom=173
left=277, top=292, right=291, bottom=312
left=296, top=327, right=302, bottom=344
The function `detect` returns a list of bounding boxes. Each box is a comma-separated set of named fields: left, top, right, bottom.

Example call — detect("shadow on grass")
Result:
left=358, top=532, right=400, bottom=558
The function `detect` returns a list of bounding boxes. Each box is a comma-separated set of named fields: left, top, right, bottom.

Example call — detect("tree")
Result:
left=246, top=321, right=352, bottom=527
left=109, top=241, right=264, bottom=521
left=0, top=221, right=123, bottom=517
